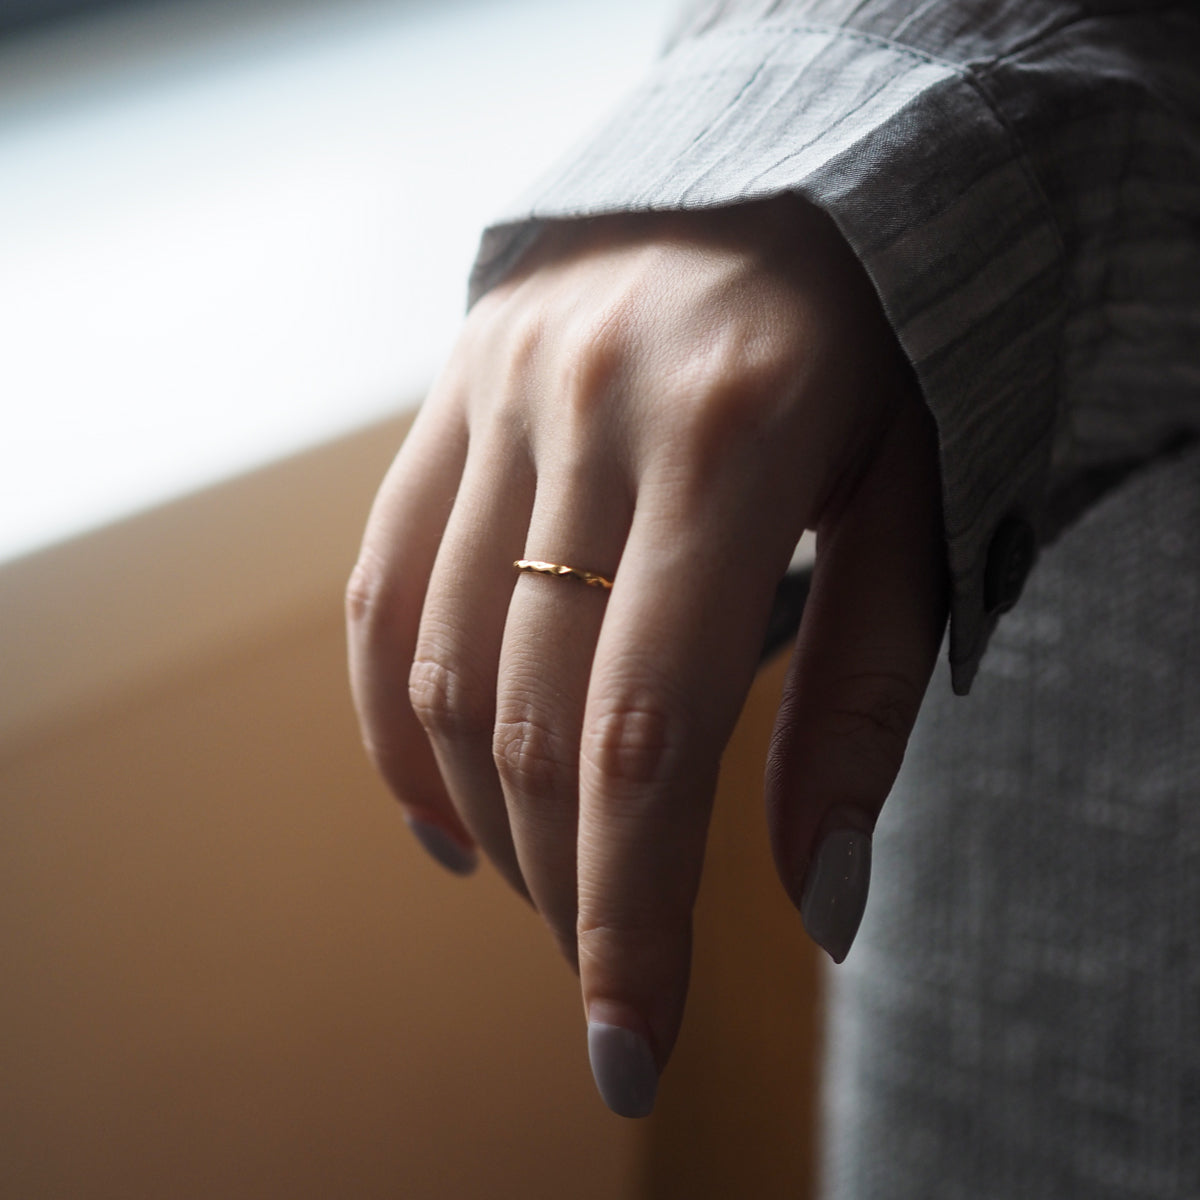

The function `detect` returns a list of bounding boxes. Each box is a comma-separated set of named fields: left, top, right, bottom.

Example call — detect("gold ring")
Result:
left=514, top=559, right=614, bottom=590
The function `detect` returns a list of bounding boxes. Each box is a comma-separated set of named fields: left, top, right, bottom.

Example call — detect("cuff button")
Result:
left=983, top=516, right=1035, bottom=615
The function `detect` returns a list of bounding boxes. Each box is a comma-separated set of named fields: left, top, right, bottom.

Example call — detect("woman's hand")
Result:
left=346, top=195, right=948, bottom=1117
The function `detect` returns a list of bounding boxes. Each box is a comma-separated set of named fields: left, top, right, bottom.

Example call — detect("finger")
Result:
left=346, top=393, right=478, bottom=873
left=493, top=456, right=633, bottom=966
left=575, top=472, right=804, bottom=1117
left=410, top=428, right=536, bottom=897
left=766, top=393, right=948, bottom=963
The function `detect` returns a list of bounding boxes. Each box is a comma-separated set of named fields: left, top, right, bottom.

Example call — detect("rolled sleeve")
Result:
left=467, top=2, right=1200, bottom=692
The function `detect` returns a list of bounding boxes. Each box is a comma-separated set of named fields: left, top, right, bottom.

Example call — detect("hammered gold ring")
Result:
left=514, top=559, right=614, bottom=591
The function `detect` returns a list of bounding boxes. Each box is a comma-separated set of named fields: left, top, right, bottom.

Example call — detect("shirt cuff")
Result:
left=467, top=18, right=1067, bottom=694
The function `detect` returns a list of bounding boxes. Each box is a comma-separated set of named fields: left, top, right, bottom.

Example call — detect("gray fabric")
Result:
left=466, top=0, right=1200, bottom=692
left=822, top=444, right=1200, bottom=1199
left=459, top=8, right=1200, bottom=1183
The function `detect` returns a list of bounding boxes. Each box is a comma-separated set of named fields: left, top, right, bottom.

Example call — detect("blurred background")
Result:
left=0, top=0, right=823, bottom=1194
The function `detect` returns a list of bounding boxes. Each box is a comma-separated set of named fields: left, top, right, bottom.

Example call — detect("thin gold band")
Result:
left=514, top=559, right=614, bottom=590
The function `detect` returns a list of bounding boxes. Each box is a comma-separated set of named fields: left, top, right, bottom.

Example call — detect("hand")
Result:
left=346, top=195, right=948, bottom=1117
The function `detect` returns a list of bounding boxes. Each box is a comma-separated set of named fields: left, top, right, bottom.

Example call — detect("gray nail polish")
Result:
left=405, top=816, right=477, bottom=876
left=587, top=1022, right=658, bottom=1119
left=800, top=827, right=872, bottom=964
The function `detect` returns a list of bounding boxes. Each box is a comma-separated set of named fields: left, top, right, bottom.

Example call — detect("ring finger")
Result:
left=494, top=455, right=634, bottom=962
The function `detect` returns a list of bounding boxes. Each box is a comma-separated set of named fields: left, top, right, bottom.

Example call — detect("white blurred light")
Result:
left=0, top=0, right=673, bottom=561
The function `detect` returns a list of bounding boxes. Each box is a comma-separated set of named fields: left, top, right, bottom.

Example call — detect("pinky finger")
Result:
left=346, top=395, right=476, bottom=873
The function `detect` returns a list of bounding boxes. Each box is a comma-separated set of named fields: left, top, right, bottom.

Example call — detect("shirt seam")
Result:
left=674, top=19, right=1071, bottom=269
left=679, top=19, right=968, bottom=73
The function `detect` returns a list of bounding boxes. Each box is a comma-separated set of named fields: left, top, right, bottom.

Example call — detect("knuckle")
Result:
left=824, top=671, right=922, bottom=768
left=653, top=345, right=795, bottom=483
left=575, top=918, right=639, bottom=958
left=576, top=914, right=650, bottom=957
left=694, top=320, right=782, bottom=395
left=556, top=308, right=631, bottom=417
left=465, top=306, right=545, bottom=432
left=485, top=315, right=545, bottom=432
left=502, top=307, right=547, bottom=379
left=575, top=910, right=688, bottom=971
left=407, top=650, right=492, bottom=743
left=492, top=710, right=574, bottom=797
left=581, top=694, right=682, bottom=789
left=680, top=349, right=784, bottom=437
left=358, top=727, right=403, bottom=787
left=344, top=547, right=389, bottom=631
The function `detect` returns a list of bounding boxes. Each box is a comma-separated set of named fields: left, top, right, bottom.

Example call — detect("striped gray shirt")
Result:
left=467, top=0, right=1200, bottom=692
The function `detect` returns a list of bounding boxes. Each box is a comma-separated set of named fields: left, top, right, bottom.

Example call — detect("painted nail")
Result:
left=587, top=1022, right=659, bottom=1118
left=405, top=816, right=477, bottom=876
left=800, top=827, right=872, bottom=964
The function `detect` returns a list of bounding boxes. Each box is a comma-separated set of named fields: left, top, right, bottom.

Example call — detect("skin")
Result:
left=346, top=193, right=948, bottom=1101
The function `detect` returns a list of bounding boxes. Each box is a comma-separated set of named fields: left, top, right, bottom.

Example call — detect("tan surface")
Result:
left=0, top=616, right=817, bottom=1200
left=644, top=650, right=822, bottom=1200
left=1, top=413, right=819, bottom=1198
left=0, top=413, right=416, bottom=754
left=0, top=609, right=642, bottom=1199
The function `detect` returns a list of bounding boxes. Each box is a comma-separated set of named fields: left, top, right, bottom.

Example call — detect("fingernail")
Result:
left=587, top=1022, right=659, bottom=1118
left=800, top=827, right=872, bottom=964
left=405, top=816, right=477, bottom=876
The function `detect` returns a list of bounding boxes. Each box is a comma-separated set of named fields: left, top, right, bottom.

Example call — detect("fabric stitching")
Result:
left=674, top=48, right=774, bottom=167
left=737, top=63, right=929, bottom=192
left=679, top=19, right=973, bottom=73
